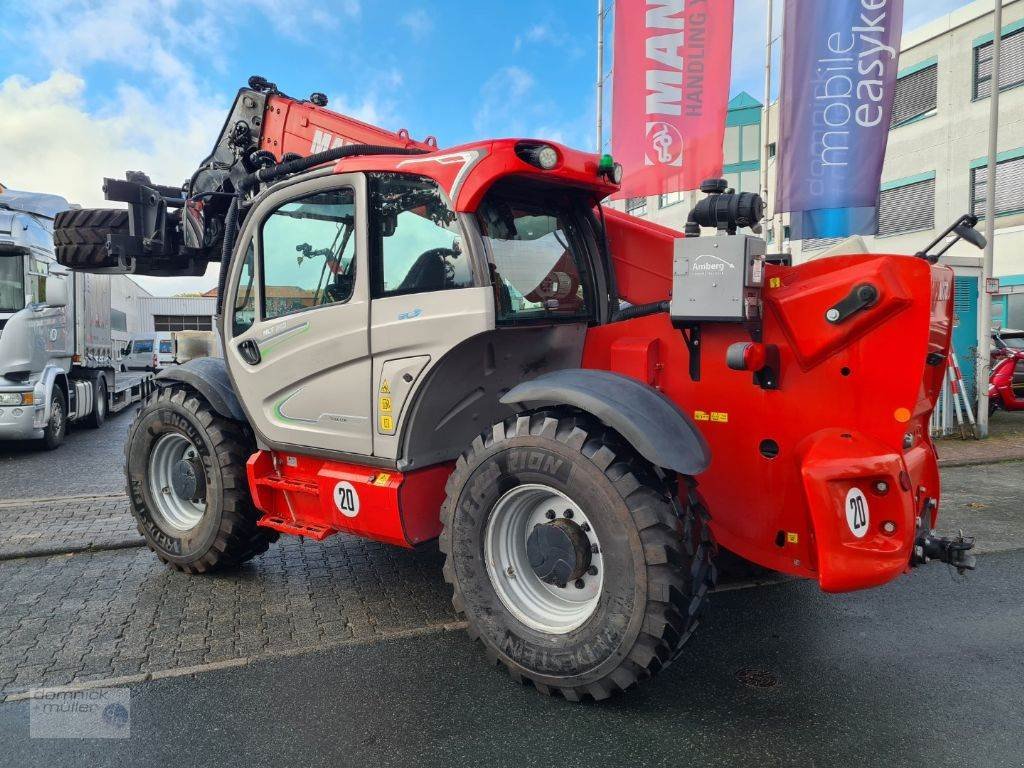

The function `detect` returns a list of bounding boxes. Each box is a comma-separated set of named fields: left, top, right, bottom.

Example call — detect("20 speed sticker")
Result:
left=333, top=481, right=360, bottom=518
left=845, top=487, right=869, bottom=538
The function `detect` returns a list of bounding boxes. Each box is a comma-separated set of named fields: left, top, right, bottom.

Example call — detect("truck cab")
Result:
left=0, top=190, right=74, bottom=445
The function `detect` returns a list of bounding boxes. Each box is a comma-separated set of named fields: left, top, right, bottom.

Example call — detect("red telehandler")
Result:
left=54, top=76, right=978, bottom=701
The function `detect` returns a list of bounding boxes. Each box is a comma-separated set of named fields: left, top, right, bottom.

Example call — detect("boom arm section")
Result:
left=76, top=76, right=435, bottom=277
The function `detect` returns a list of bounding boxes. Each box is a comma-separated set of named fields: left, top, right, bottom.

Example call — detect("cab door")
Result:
left=223, top=173, right=374, bottom=457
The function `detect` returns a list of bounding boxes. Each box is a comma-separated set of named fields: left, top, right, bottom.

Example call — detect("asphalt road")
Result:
left=0, top=406, right=133, bottom=498
left=1, top=548, right=1020, bottom=768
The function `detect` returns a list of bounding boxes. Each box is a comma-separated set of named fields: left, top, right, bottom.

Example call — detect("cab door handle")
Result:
left=238, top=339, right=261, bottom=365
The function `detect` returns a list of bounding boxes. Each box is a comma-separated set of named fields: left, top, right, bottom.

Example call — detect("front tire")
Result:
left=125, top=385, right=277, bottom=573
left=41, top=388, right=67, bottom=450
left=440, top=411, right=715, bottom=701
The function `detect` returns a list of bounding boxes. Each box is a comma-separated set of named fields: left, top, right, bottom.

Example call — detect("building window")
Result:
left=153, top=315, right=213, bottom=332
left=723, top=126, right=741, bottom=165
left=802, top=237, right=842, bottom=252
left=659, top=190, right=684, bottom=208
left=768, top=142, right=777, bottom=159
left=971, top=154, right=1024, bottom=219
left=877, top=175, right=936, bottom=237
left=783, top=225, right=791, bottom=241
left=740, top=124, right=760, bottom=163
left=974, top=27, right=1024, bottom=99
left=891, top=62, right=938, bottom=127
left=110, top=309, right=128, bottom=333
left=625, top=196, right=647, bottom=217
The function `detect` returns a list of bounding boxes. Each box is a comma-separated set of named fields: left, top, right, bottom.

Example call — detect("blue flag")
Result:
left=776, top=0, right=904, bottom=240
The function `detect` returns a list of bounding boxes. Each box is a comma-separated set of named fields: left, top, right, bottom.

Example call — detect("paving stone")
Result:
left=0, top=532, right=455, bottom=695
left=0, top=497, right=143, bottom=559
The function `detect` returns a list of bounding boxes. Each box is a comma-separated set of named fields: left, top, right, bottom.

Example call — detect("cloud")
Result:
left=0, top=71, right=228, bottom=295
left=400, top=8, right=433, bottom=39
left=513, top=20, right=584, bottom=59
left=473, top=66, right=536, bottom=136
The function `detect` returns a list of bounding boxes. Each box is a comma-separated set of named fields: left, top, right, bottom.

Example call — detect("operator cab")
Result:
left=221, top=162, right=612, bottom=470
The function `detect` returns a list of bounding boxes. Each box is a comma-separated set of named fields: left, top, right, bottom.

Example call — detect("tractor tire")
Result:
left=53, top=208, right=129, bottom=270
left=440, top=410, right=716, bottom=701
left=125, top=384, right=277, bottom=573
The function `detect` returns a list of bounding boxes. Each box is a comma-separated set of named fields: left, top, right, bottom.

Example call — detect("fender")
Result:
left=156, top=356, right=246, bottom=422
left=500, top=369, right=710, bottom=476
left=33, top=364, right=69, bottom=430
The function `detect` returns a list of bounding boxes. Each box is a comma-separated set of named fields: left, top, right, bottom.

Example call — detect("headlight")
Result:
left=515, top=142, right=560, bottom=170
left=0, top=392, right=32, bottom=406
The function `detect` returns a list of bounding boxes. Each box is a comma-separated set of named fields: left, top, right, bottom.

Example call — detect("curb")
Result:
left=1, top=621, right=470, bottom=703
left=938, top=454, right=1024, bottom=468
left=0, top=538, right=146, bottom=563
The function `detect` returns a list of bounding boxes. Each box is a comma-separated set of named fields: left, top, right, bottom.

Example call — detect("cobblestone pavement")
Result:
left=0, top=535, right=455, bottom=696
left=0, top=496, right=141, bottom=560
left=0, top=451, right=1020, bottom=700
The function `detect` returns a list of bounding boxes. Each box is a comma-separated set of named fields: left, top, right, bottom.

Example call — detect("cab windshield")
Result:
left=475, top=180, right=595, bottom=325
left=0, top=254, right=25, bottom=313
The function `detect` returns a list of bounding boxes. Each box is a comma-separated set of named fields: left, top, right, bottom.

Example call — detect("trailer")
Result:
left=0, top=189, right=154, bottom=448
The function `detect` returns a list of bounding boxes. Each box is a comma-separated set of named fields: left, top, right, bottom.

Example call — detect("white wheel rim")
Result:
left=147, top=433, right=206, bottom=531
left=484, top=483, right=603, bottom=635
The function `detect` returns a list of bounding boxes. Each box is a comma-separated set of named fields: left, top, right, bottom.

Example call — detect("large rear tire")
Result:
left=125, top=384, right=277, bottom=573
left=53, top=208, right=128, bottom=270
left=440, top=410, right=716, bottom=701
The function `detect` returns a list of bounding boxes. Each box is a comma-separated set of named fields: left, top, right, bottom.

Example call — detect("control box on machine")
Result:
left=670, top=234, right=766, bottom=323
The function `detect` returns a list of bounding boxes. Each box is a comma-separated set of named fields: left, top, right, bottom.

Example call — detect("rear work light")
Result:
left=516, top=142, right=560, bottom=170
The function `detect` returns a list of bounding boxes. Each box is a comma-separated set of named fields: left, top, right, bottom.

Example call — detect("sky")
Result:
left=0, top=0, right=969, bottom=295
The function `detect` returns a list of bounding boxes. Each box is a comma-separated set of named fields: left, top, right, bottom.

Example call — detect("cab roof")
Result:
left=332, top=138, right=619, bottom=212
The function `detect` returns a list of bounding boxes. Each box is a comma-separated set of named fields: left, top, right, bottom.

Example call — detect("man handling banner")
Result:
left=776, top=0, right=904, bottom=241
left=612, top=0, right=736, bottom=199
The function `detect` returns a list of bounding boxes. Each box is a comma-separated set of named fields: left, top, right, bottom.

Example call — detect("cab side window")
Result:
left=232, top=242, right=256, bottom=336
left=260, top=188, right=357, bottom=320
left=370, top=174, right=472, bottom=297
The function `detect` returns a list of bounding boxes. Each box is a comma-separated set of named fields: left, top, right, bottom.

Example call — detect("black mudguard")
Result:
left=156, top=357, right=246, bottom=423
left=500, top=369, right=710, bottom=476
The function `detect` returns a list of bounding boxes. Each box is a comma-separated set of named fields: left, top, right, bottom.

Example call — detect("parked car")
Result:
left=121, top=332, right=174, bottom=371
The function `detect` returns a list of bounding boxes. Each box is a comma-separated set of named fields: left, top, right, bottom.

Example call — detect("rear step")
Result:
left=257, top=515, right=332, bottom=540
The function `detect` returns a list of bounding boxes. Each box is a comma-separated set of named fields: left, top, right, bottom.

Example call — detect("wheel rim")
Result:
left=484, top=483, right=604, bottom=635
left=147, top=433, right=207, bottom=531
left=50, top=400, right=64, bottom=436
left=96, top=386, right=106, bottom=417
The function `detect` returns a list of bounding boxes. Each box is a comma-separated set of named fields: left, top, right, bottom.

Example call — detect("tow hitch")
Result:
left=912, top=530, right=977, bottom=574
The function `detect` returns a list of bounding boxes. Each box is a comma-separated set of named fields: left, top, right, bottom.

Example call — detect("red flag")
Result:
left=612, top=0, right=735, bottom=199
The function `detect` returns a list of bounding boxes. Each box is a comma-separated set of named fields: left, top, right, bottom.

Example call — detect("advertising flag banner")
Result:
left=612, top=0, right=735, bottom=199
left=776, top=0, right=904, bottom=239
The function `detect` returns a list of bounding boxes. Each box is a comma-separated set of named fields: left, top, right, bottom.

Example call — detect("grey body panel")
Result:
left=158, top=357, right=246, bottom=422
left=499, top=369, right=711, bottom=476
left=398, top=324, right=587, bottom=470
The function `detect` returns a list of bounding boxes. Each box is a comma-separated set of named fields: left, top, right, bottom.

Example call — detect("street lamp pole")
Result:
left=761, top=0, right=773, bottom=217
left=596, top=0, right=606, bottom=154
left=977, top=0, right=1003, bottom=439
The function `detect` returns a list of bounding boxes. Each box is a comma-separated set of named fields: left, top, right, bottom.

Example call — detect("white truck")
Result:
left=0, top=189, right=153, bottom=449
